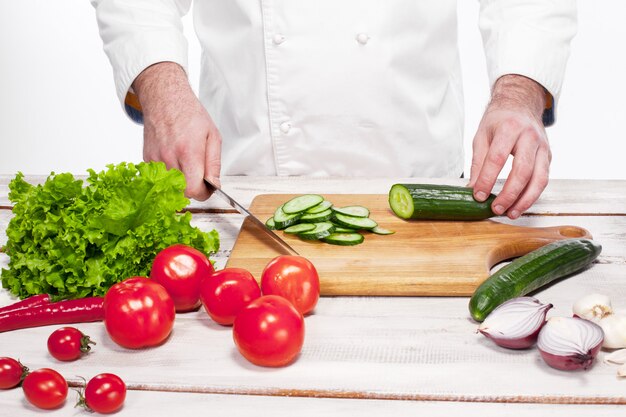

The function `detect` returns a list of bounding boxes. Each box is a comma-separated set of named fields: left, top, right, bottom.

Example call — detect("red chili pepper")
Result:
left=0, top=294, right=51, bottom=315
left=0, top=297, right=104, bottom=333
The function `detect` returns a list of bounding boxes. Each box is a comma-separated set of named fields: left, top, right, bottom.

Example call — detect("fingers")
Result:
left=491, top=130, right=540, bottom=218
left=471, top=119, right=519, bottom=206
left=507, top=144, right=551, bottom=218
left=205, top=127, right=222, bottom=189
left=468, top=126, right=489, bottom=189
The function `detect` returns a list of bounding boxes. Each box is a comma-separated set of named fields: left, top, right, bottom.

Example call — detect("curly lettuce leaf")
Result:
left=1, top=162, right=219, bottom=299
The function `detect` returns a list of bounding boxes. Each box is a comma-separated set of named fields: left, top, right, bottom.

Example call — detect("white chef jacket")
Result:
left=91, top=0, right=577, bottom=177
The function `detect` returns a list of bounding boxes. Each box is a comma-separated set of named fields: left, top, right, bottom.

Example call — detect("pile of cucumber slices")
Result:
left=265, top=194, right=394, bottom=246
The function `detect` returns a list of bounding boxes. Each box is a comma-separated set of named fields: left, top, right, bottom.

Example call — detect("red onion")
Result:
left=478, top=297, right=553, bottom=349
left=537, top=317, right=604, bottom=371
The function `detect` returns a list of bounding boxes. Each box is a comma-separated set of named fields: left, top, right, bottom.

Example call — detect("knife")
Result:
left=204, top=179, right=299, bottom=256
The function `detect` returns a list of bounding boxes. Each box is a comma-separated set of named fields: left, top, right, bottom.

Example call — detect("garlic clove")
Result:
left=598, top=314, right=626, bottom=349
left=537, top=317, right=604, bottom=371
left=478, top=297, right=552, bottom=349
left=618, top=364, right=626, bottom=378
left=604, top=348, right=626, bottom=365
left=572, top=293, right=612, bottom=322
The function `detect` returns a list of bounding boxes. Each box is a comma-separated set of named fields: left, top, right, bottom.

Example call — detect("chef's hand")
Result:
left=132, top=62, right=222, bottom=201
left=468, top=74, right=550, bottom=220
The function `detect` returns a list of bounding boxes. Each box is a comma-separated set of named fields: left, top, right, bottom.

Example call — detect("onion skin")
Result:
left=537, top=317, right=604, bottom=371
left=480, top=327, right=543, bottom=350
left=539, top=343, right=602, bottom=371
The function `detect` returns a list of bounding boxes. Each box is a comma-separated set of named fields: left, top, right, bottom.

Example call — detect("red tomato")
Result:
left=104, top=277, right=175, bottom=349
left=261, top=255, right=320, bottom=315
left=0, top=357, right=26, bottom=389
left=150, top=244, right=214, bottom=312
left=84, top=373, right=126, bottom=414
left=47, top=327, right=95, bottom=362
left=22, top=368, right=68, bottom=409
left=199, top=268, right=261, bottom=326
left=233, top=295, right=305, bottom=367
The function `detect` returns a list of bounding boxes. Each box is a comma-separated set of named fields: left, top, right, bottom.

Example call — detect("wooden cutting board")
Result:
left=226, top=194, right=592, bottom=296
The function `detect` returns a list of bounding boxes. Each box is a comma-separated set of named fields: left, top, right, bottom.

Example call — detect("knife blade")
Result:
left=204, top=179, right=299, bottom=256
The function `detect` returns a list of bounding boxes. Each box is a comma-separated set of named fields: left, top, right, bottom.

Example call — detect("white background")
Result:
left=0, top=1, right=624, bottom=179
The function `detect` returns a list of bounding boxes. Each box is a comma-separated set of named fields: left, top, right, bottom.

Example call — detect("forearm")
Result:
left=132, top=62, right=194, bottom=119
left=489, top=75, right=546, bottom=120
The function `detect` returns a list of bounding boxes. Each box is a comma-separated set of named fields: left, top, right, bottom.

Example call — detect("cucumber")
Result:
left=469, top=238, right=602, bottom=322
left=273, top=204, right=302, bottom=229
left=265, top=217, right=276, bottom=230
left=333, top=212, right=377, bottom=230
left=282, top=194, right=324, bottom=214
left=297, top=222, right=335, bottom=240
left=332, top=205, right=370, bottom=218
left=283, top=223, right=316, bottom=234
left=389, top=184, right=496, bottom=221
left=331, top=225, right=359, bottom=233
left=371, top=226, right=395, bottom=235
left=322, top=232, right=364, bottom=246
left=305, top=200, right=333, bottom=214
left=299, top=208, right=333, bottom=223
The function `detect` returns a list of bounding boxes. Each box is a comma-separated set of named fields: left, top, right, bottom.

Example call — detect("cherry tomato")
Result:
left=261, top=255, right=320, bottom=315
left=104, top=277, right=175, bottom=349
left=22, top=368, right=68, bottom=409
left=47, top=327, right=95, bottom=361
left=233, top=295, right=305, bottom=367
left=0, top=357, right=27, bottom=389
left=199, top=268, right=261, bottom=325
left=83, top=373, right=126, bottom=414
left=150, top=244, right=214, bottom=312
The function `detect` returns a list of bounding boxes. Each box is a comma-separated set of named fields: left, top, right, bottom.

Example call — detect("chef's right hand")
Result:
left=132, top=62, right=222, bottom=201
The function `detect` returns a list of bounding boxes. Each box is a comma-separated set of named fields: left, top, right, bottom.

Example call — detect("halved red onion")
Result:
left=478, top=297, right=553, bottom=349
left=537, top=317, right=604, bottom=371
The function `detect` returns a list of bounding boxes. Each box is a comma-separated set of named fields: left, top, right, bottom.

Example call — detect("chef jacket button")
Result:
left=279, top=121, right=291, bottom=134
left=356, top=33, right=369, bottom=45
left=273, top=34, right=286, bottom=45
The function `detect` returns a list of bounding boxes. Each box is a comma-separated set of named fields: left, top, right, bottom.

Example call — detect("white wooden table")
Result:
left=1, top=176, right=625, bottom=416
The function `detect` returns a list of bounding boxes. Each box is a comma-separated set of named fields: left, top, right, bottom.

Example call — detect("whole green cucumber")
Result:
left=469, top=238, right=602, bottom=322
left=388, top=184, right=496, bottom=220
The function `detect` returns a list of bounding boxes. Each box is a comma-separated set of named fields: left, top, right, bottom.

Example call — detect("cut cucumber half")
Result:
left=333, top=212, right=377, bottom=230
left=305, top=200, right=333, bottom=214
left=322, top=232, right=364, bottom=246
left=371, top=226, right=395, bottom=235
left=265, top=217, right=276, bottom=230
left=283, top=194, right=325, bottom=214
left=332, top=205, right=370, bottom=218
left=283, top=223, right=316, bottom=234
left=273, top=204, right=302, bottom=229
left=300, top=209, right=333, bottom=223
left=297, top=222, right=335, bottom=240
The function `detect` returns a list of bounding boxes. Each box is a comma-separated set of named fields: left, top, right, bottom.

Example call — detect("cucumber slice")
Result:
left=297, top=222, right=335, bottom=240
left=332, top=205, right=370, bottom=218
left=371, top=226, right=395, bottom=235
left=265, top=217, right=276, bottom=230
left=322, top=232, right=364, bottom=246
left=283, top=194, right=325, bottom=214
left=300, top=208, right=332, bottom=223
left=283, top=223, right=316, bottom=234
left=305, top=200, right=333, bottom=214
left=333, top=213, right=377, bottom=230
left=332, top=225, right=358, bottom=233
left=273, top=204, right=302, bottom=229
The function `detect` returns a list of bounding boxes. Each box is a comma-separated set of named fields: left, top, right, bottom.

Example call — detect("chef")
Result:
left=91, top=0, right=576, bottom=219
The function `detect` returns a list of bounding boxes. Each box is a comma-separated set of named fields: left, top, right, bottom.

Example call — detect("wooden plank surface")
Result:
left=2, top=388, right=626, bottom=417
left=228, top=194, right=593, bottom=295
left=1, top=177, right=626, bottom=414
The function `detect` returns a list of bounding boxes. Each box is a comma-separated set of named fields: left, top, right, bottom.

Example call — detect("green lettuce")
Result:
left=1, top=161, right=219, bottom=299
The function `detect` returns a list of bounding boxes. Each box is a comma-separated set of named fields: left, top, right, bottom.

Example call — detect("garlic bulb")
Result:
left=598, top=314, right=626, bottom=349
left=572, top=293, right=612, bottom=322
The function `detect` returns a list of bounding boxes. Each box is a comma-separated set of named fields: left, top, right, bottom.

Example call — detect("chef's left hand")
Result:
left=468, top=74, right=550, bottom=220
